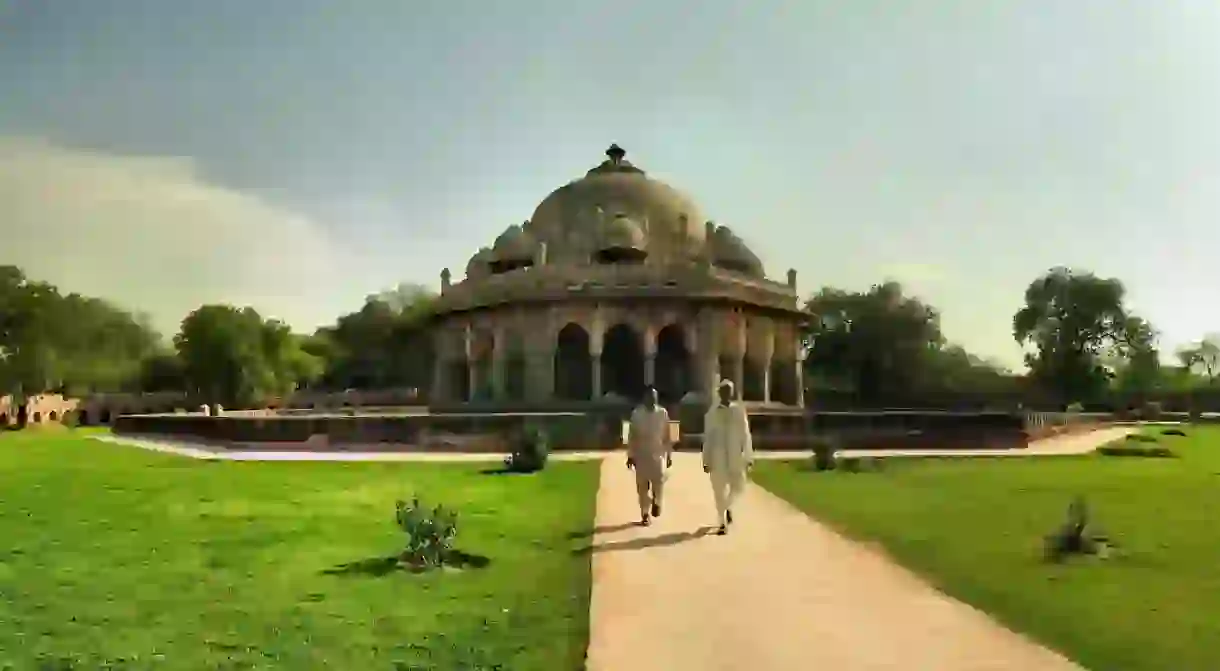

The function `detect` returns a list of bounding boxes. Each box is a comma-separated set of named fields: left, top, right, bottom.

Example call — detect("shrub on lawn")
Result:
left=1044, top=496, right=1116, bottom=563
left=1095, top=438, right=1175, bottom=458
left=810, top=438, right=838, bottom=472
left=394, top=496, right=459, bottom=570
left=1128, top=433, right=1159, bottom=443
left=1161, top=428, right=1187, bottom=437
left=504, top=424, right=550, bottom=473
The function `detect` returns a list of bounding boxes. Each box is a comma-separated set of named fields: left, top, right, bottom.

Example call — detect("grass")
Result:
left=0, top=429, right=600, bottom=670
left=752, top=426, right=1220, bottom=671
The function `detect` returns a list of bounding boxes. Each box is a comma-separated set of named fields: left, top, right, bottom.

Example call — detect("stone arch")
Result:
left=48, top=410, right=58, bottom=422
left=100, top=409, right=112, bottom=424
left=0, top=412, right=8, bottom=426
left=602, top=323, right=645, bottom=401
left=77, top=409, right=90, bottom=426
left=654, top=324, right=692, bottom=405
left=32, top=411, right=42, bottom=424
left=554, top=322, right=593, bottom=400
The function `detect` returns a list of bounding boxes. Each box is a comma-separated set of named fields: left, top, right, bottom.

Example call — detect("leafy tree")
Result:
left=1013, top=267, right=1144, bottom=405
left=0, top=266, right=161, bottom=400
left=1176, top=335, right=1220, bottom=385
left=316, top=284, right=436, bottom=391
left=802, top=281, right=945, bottom=403
left=1108, top=316, right=1161, bottom=400
left=174, top=305, right=320, bottom=407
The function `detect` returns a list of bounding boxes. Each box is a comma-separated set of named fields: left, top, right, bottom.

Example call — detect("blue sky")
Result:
left=2, top=0, right=1218, bottom=367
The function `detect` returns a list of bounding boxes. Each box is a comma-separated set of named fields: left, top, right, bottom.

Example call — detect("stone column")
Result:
left=795, top=354, right=806, bottom=407
left=491, top=326, right=506, bottom=401
left=734, top=311, right=747, bottom=397
left=463, top=325, right=477, bottom=402
left=643, top=326, right=657, bottom=389
left=761, top=321, right=775, bottom=404
left=697, top=309, right=721, bottom=400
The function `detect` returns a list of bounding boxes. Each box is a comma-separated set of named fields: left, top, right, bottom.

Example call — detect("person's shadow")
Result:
left=572, top=526, right=717, bottom=555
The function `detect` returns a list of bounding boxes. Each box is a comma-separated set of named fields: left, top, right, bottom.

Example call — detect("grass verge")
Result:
left=0, top=430, right=599, bottom=670
left=752, top=426, right=1220, bottom=671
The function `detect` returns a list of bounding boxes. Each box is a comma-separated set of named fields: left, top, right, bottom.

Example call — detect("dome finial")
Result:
left=606, top=144, right=626, bottom=165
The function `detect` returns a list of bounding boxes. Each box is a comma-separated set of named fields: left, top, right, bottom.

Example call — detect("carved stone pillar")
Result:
left=734, top=311, right=747, bottom=396
left=698, top=309, right=720, bottom=400
left=590, top=315, right=603, bottom=400
left=463, top=325, right=476, bottom=403
left=643, top=325, right=657, bottom=390
left=795, top=356, right=806, bottom=407
left=761, top=321, right=775, bottom=404
left=491, top=326, right=506, bottom=400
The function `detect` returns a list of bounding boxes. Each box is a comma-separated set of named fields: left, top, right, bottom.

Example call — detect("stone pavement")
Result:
left=583, top=429, right=1134, bottom=671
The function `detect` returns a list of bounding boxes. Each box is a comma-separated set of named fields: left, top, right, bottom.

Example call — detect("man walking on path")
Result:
left=626, top=386, right=673, bottom=527
left=702, top=379, right=753, bottom=535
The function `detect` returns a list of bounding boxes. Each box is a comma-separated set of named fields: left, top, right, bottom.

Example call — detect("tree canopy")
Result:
left=0, top=265, right=161, bottom=399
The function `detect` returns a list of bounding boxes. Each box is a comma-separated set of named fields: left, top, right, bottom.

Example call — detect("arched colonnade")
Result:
left=432, top=306, right=806, bottom=406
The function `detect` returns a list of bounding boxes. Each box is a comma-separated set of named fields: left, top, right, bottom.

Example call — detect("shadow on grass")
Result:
left=572, top=526, right=717, bottom=555
left=322, top=551, right=492, bottom=577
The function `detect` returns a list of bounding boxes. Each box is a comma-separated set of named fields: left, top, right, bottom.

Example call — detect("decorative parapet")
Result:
left=432, top=262, right=801, bottom=315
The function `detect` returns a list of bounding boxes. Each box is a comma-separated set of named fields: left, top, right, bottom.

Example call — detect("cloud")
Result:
left=0, top=136, right=351, bottom=336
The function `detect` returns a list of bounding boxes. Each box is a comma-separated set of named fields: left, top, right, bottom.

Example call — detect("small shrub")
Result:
left=394, top=497, right=459, bottom=570
left=1128, top=433, right=1160, bottom=443
left=1096, top=439, right=1175, bottom=458
left=1161, top=428, right=1187, bottom=437
left=810, top=439, right=837, bottom=472
left=504, top=424, right=550, bottom=473
left=1043, top=496, right=1116, bottom=563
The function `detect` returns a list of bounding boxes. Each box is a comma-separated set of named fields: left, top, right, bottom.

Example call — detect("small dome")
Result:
left=710, top=225, right=764, bottom=277
left=491, top=224, right=537, bottom=262
left=598, top=214, right=647, bottom=251
left=465, top=247, right=493, bottom=279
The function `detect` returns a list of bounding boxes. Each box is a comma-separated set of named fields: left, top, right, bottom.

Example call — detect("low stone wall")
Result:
left=112, top=411, right=623, bottom=452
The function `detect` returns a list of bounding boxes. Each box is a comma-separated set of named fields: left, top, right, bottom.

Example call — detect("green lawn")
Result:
left=752, top=426, right=1220, bottom=671
left=0, top=430, right=599, bottom=670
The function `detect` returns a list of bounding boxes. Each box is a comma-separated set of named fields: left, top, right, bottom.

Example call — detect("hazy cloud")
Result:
left=0, top=136, right=352, bottom=336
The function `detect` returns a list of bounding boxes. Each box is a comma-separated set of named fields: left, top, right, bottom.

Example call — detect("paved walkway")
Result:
left=584, top=428, right=1134, bottom=671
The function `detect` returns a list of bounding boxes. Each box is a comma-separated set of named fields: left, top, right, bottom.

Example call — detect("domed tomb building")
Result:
left=429, top=145, right=807, bottom=408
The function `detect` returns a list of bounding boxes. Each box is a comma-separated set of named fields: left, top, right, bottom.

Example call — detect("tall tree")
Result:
left=174, top=305, right=320, bottom=407
left=1013, top=267, right=1140, bottom=405
left=1176, top=334, right=1220, bottom=385
left=802, top=281, right=945, bottom=403
left=317, top=284, right=437, bottom=391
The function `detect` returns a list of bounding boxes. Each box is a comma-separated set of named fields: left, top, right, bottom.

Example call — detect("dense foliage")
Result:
left=5, top=261, right=1220, bottom=412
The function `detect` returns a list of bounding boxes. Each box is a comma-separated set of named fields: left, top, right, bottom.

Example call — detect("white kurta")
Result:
left=702, top=402, right=753, bottom=522
left=628, top=406, right=672, bottom=513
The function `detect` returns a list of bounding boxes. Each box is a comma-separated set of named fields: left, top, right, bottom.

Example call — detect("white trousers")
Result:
left=709, top=470, right=746, bottom=523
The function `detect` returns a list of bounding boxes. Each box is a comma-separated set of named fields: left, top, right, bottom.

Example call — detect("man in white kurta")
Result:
left=702, top=379, right=753, bottom=535
left=627, top=387, right=673, bottom=526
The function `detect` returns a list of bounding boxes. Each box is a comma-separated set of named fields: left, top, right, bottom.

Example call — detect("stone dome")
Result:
left=524, top=145, right=707, bottom=263
left=490, top=223, right=537, bottom=262
left=709, top=224, right=764, bottom=277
